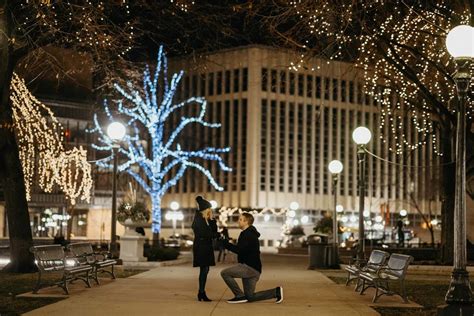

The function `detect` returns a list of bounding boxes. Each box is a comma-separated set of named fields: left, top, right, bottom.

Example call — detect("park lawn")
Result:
left=0, top=268, right=143, bottom=315
left=324, top=273, right=472, bottom=316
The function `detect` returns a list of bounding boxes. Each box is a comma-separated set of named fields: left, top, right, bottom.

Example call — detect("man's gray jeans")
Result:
left=220, top=263, right=276, bottom=302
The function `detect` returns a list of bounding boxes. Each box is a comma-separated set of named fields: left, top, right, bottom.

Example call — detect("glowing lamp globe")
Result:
left=400, top=209, right=407, bottom=217
left=289, top=201, right=299, bottom=210
left=210, top=200, right=218, bottom=209
left=336, top=205, right=344, bottom=213
left=446, top=25, right=474, bottom=58
left=328, top=160, right=343, bottom=174
left=352, top=127, right=372, bottom=145
left=107, top=122, right=126, bottom=141
left=170, top=201, right=180, bottom=211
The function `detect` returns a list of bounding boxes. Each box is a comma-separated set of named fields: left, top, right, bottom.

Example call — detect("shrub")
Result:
left=147, top=247, right=180, bottom=262
left=117, top=201, right=150, bottom=223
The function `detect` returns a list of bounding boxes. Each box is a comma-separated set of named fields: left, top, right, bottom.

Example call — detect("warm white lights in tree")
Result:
left=54, top=147, right=93, bottom=206
left=10, top=73, right=92, bottom=204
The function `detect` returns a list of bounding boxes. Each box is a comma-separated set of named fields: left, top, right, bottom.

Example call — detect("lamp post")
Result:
left=328, top=159, right=343, bottom=266
left=352, top=126, right=372, bottom=260
left=442, top=24, right=474, bottom=313
left=166, top=201, right=183, bottom=237
left=107, top=122, right=126, bottom=256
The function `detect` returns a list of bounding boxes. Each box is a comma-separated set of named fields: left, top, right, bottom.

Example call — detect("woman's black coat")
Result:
left=192, top=214, right=218, bottom=267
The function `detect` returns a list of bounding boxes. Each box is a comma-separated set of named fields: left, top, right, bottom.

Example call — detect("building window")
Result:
left=288, top=102, right=295, bottom=192
left=242, top=68, right=248, bottom=91
left=279, top=71, right=286, bottom=94
left=232, top=99, right=239, bottom=191
left=341, top=80, right=346, bottom=102
left=208, top=73, right=214, bottom=96
left=241, top=99, right=248, bottom=191
left=332, top=79, right=338, bottom=101
left=260, top=99, right=268, bottom=191
left=324, top=77, right=330, bottom=100
left=279, top=101, right=286, bottom=192
left=297, top=103, right=304, bottom=193
left=323, top=107, right=329, bottom=194
left=349, top=81, right=355, bottom=103
left=270, top=101, right=277, bottom=192
left=200, top=74, right=206, bottom=96
left=234, top=69, right=240, bottom=93
left=225, top=70, right=231, bottom=94
left=261, top=68, right=268, bottom=91
left=316, top=76, right=322, bottom=99
left=298, top=74, right=304, bottom=97
left=216, top=71, right=223, bottom=95
left=307, top=75, right=313, bottom=98
left=271, top=70, right=277, bottom=93
left=289, top=73, right=296, bottom=95
left=184, top=76, right=190, bottom=98
left=306, top=104, right=313, bottom=193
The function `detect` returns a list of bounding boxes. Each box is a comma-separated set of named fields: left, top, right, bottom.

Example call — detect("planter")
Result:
left=120, top=219, right=150, bottom=236
left=119, top=219, right=151, bottom=262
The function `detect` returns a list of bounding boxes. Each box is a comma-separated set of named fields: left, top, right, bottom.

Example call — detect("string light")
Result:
left=89, top=46, right=232, bottom=234
left=16, top=0, right=135, bottom=56
left=10, top=73, right=92, bottom=204
left=170, top=0, right=195, bottom=12
left=284, top=1, right=473, bottom=156
left=53, top=147, right=93, bottom=206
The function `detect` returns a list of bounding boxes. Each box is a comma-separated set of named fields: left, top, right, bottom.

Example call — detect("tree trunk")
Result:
left=151, top=194, right=162, bottom=248
left=66, top=206, right=75, bottom=241
left=440, top=122, right=455, bottom=264
left=0, top=1, right=36, bottom=272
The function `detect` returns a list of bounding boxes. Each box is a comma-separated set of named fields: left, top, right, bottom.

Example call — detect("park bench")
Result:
left=358, top=253, right=414, bottom=303
left=30, top=244, right=92, bottom=295
left=67, top=242, right=117, bottom=285
left=345, top=249, right=389, bottom=291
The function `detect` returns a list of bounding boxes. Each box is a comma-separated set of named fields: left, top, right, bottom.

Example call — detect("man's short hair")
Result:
left=241, top=212, right=254, bottom=225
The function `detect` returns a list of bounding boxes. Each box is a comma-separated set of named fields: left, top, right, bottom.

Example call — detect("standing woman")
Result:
left=192, top=196, right=218, bottom=301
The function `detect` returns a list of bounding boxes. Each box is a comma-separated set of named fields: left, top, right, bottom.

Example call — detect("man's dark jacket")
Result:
left=224, top=225, right=262, bottom=273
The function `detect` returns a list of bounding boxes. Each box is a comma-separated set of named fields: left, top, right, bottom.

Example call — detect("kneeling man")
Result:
left=221, top=212, right=283, bottom=304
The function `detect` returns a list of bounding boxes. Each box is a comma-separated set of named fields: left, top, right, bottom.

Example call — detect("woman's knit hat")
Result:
left=196, top=196, right=212, bottom=211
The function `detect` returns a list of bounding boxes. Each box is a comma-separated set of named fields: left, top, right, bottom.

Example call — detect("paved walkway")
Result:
left=24, top=254, right=419, bottom=316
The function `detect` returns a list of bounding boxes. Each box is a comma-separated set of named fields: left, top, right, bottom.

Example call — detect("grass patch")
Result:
left=325, top=274, right=471, bottom=316
left=0, top=268, right=143, bottom=315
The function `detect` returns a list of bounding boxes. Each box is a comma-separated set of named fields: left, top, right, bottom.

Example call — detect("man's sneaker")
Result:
left=226, top=296, right=248, bottom=304
left=276, top=286, right=284, bottom=304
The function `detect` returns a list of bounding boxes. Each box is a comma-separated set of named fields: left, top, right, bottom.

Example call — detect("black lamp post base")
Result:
left=437, top=304, right=474, bottom=316
left=445, top=269, right=473, bottom=304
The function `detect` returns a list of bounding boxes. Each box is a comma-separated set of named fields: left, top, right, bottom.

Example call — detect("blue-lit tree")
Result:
left=90, top=46, right=231, bottom=235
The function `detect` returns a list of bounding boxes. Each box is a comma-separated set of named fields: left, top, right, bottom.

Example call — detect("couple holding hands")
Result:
left=192, top=196, right=284, bottom=304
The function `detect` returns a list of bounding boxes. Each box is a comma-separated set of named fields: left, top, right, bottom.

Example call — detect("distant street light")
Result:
left=210, top=200, right=218, bottom=209
left=352, top=126, right=372, bottom=260
left=166, top=201, right=184, bottom=237
left=400, top=209, right=408, bottom=217
left=442, top=24, right=474, bottom=313
left=290, top=201, right=299, bottom=210
left=107, top=121, right=126, bottom=257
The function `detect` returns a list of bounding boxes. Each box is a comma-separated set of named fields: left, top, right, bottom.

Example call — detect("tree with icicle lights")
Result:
left=90, top=46, right=232, bottom=242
